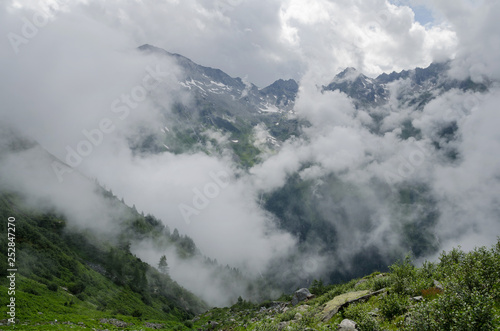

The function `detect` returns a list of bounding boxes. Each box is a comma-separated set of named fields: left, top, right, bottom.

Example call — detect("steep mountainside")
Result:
left=0, top=135, right=210, bottom=329
left=136, top=44, right=303, bottom=166
left=132, top=45, right=493, bottom=289
left=0, top=133, right=281, bottom=328
left=0, top=190, right=207, bottom=329
left=139, top=44, right=298, bottom=115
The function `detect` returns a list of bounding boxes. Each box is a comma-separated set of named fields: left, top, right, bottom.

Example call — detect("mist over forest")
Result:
left=1, top=0, right=499, bottom=311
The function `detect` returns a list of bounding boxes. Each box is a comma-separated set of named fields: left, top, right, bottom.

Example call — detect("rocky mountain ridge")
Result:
left=139, top=44, right=298, bottom=116
left=139, top=44, right=488, bottom=150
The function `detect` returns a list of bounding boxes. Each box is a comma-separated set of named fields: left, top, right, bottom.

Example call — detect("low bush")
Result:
left=25, top=287, right=40, bottom=296
left=278, top=309, right=297, bottom=322
left=404, top=286, right=494, bottom=330
left=379, top=293, right=408, bottom=320
left=47, top=282, right=58, bottom=291
left=68, top=281, right=86, bottom=295
left=132, top=309, right=143, bottom=318
left=372, top=276, right=392, bottom=291
left=343, top=302, right=378, bottom=331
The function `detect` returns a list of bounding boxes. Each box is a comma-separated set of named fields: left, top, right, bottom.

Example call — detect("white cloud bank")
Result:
left=2, top=0, right=458, bottom=86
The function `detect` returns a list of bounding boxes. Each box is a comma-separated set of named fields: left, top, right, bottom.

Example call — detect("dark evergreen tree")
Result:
left=158, top=255, right=169, bottom=274
left=172, top=228, right=180, bottom=241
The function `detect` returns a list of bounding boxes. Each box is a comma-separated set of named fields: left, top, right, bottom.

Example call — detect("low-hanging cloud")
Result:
left=256, top=69, right=500, bottom=272
left=1, top=0, right=499, bottom=307
left=0, top=0, right=298, bottom=305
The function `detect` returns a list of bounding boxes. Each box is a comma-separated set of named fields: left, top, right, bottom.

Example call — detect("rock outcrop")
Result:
left=291, top=288, right=314, bottom=306
left=322, top=289, right=387, bottom=322
left=338, top=319, right=358, bottom=330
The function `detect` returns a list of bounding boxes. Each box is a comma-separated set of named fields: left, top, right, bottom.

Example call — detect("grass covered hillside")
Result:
left=0, top=192, right=207, bottom=330
left=193, top=239, right=500, bottom=330
left=1, top=183, right=499, bottom=330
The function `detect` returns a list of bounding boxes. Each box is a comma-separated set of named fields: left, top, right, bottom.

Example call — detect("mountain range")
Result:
left=0, top=44, right=495, bottom=329
left=136, top=44, right=487, bottom=163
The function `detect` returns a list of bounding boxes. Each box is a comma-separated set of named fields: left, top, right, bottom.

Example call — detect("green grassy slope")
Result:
left=0, top=193, right=207, bottom=330
left=192, top=239, right=500, bottom=330
left=1, top=188, right=499, bottom=330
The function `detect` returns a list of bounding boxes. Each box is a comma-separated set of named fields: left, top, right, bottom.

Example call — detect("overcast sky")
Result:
left=1, top=0, right=464, bottom=87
